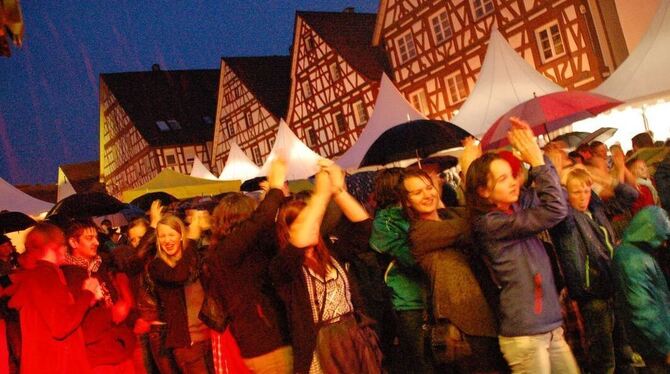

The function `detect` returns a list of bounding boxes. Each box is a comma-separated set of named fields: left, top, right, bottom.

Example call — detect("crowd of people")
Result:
left=0, top=118, right=669, bottom=374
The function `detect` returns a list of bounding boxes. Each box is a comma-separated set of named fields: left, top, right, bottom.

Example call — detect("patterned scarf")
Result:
left=63, top=254, right=113, bottom=306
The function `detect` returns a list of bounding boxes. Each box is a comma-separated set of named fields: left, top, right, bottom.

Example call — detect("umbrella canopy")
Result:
left=626, top=146, right=670, bottom=165
left=0, top=211, right=36, bottom=234
left=47, top=192, right=128, bottom=221
left=579, top=127, right=617, bottom=147
left=553, top=132, right=591, bottom=148
left=481, top=91, right=622, bottom=150
left=359, top=120, right=471, bottom=167
left=130, top=192, right=178, bottom=211
left=409, top=155, right=459, bottom=170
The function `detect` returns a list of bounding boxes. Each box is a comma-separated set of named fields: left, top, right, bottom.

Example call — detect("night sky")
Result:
left=0, top=0, right=378, bottom=185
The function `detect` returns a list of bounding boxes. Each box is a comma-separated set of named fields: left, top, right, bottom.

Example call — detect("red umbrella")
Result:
left=480, top=91, right=622, bottom=150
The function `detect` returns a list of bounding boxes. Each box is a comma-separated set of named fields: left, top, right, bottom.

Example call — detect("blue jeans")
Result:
left=499, top=327, right=580, bottom=374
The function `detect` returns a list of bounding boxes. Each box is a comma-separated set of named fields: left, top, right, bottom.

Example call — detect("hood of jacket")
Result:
left=622, top=206, right=670, bottom=250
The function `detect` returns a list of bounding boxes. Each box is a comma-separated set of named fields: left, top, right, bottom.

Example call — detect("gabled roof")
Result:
left=101, top=68, right=219, bottom=147
left=297, top=11, right=388, bottom=80
left=59, top=160, right=104, bottom=193
left=222, top=56, right=291, bottom=119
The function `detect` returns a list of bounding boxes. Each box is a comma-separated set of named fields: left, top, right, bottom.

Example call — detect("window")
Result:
left=353, top=102, right=368, bottom=124
left=445, top=72, right=469, bottom=104
left=305, top=128, right=318, bottom=147
left=409, top=90, right=428, bottom=113
left=167, top=119, right=181, bottom=130
left=165, top=154, right=176, bottom=166
left=306, top=36, right=316, bottom=51
left=156, top=121, right=170, bottom=132
left=430, top=11, right=452, bottom=44
left=472, top=0, right=494, bottom=19
left=330, top=63, right=341, bottom=81
left=302, top=81, right=312, bottom=99
left=536, top=22, right=565, bottom=62
left=245, top=111, right=253, bottom=128
left=396, top=32, right=417, bottom=64
left=333, top=112, right=347, bottom=134
left=251, top=146, right=262, bottom=165
left=228, top=121, right=236, bottom=136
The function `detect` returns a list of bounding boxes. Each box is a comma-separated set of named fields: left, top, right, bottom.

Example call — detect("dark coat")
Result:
left=148, top=240, right=207, bottom=348
left=410, top=208, right=498, bottom=337
left=207, top=189, right=289, bottom=358
left=269, top=219, right=373, bottom=374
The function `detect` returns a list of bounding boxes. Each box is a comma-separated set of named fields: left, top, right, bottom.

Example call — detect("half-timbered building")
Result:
left=99, top=66, right=219, bottom=198
left=373, top=0, right=629, bottom=119
left=211, top=56, right=290, bottom=173
left=286, top=9, right=389, bottom=158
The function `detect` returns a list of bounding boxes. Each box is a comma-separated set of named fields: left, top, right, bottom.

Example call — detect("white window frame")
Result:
left=333, top=111, right=347, bottom=134
left=445, top=72, right=468, bottom=105
left=330, top=63, right=341, bottom=81
left=245, top=111, right=253, bottom=128
left=395, top=31, right=417, bottom=64
left=471, top=0, right=494, bottom=20
left=430, top=10, right=452, bottom=45
left=353, top=101, right=368, bottom=125
left=409, top=90, right=428, bottom=113
left=305, top=128, right=318, bottom=147
left=302, top=80, right=312, bottom=99
left=535, top=21, right=566, bottom=63
left=251, top=145, right=262, bottom=165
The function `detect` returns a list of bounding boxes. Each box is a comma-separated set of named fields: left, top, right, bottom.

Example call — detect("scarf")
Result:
left=63, top=254, right=113, bottom=306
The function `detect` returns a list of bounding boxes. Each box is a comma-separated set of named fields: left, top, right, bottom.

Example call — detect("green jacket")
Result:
left=613, top=206, right=670, bottom=360
left=370, top=206, right=425, bottom=311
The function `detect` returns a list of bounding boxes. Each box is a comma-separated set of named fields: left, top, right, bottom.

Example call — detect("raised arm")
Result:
left=287, top=169, right=332, bottom=248
left=324, top=161, right=369, bottom=223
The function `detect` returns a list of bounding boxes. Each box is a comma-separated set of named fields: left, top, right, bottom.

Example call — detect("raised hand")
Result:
left=459, top=136, right=482, bottom=177
left=267, top=158, right=287, bottom=190
left=507, top=117, right=544, bottom=167
left=149, top=200, right=164, bottom=228
left=82, top=277, right=103, bottom=304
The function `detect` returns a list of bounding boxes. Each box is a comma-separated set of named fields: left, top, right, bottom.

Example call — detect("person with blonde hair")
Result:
left=8, top=222, right=102, bottom=373
left=147, top=213, right=214, bottom=373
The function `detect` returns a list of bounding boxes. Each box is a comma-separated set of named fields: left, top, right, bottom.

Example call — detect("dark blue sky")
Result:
left=0, top=0, right=378, bottom=185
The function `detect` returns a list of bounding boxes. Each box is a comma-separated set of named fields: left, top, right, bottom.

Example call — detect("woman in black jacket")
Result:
left=270, top=160, right=382, bottom=374
left=148, top=213, right=213, bottom=373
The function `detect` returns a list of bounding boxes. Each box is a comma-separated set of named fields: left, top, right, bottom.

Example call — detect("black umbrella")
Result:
left=240, top=176, right=267, bottom=192
left=130, top=191, right=178, bottom=211
left=47, top=192, right=128, bottom=221
left=359, top=120, right=471, bottom=167
left=408, top=155, right=459, bottom=170
left=0, top=211, right=36, bottom=234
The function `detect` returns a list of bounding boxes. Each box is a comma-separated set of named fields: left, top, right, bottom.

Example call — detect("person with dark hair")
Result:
left=632, top=132, right=654, bottom=152
left=0, top=234, right=20, bottom=372
left=400, top=167, right=506, bottom=372
left=8, top=222, right=102, bottom=373
left=208, top=159, right=292, bottom=374
left=271, top=160, right=382, bottom=373
left=369, top=167, right=431, bottom=373
left=590, top=141, right=608, bottom=160
left=62, top=219, right=137, bottom=373
left=465, top=118, right=578, bottom=373
left=613, top=206, right=670, bottom=373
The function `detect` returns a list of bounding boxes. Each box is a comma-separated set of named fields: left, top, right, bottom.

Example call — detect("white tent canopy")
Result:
left=259, top=120, right=323, bottom=180
left=189, top=156, right=218, bottom=180
left=57, top=176, right=77, bottom=202
left=335, top=73, right=426, bottom=170
left=0, top=177, right=54, bottom=216
left=218, top=142, right=261, bottom=182
left=593, top=0, right=670, bottom=100
left=451, top=29, right=564, bottom=137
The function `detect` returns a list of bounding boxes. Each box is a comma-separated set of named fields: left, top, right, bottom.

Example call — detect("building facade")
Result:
left=286, top=10, right=389, bottom=158
left=99, top=68, right=218, bottom=198
left=210, top=56, right=290, bottom=173
left=373, top=0, right=627, bottom=119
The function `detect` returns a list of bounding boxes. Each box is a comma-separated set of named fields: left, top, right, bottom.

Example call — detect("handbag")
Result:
left=429, top=319, right=472, bottom=364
